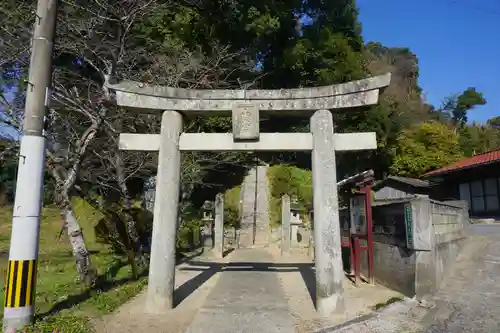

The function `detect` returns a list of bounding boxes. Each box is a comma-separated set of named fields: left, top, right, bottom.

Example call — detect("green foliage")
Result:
left=177, top=186, right=242, bottom=250
left=245, top=6, right=281, bottom=36
left=282, top=31, right=365, bottom=86
left=0, top=162, right=16, bottom=205
left=267, top=165, right=312, bottom=227
left=390, top=121, right=463, bottom=177
left=176, top=203, right=203, bottom=252
left=458, top=123, right=500, bottom=157
left=94, top=206, right=152, bottom=254
left=0, top=139, right=17, bottom=205
left=443, top=87, right=487, bottom=126
left=487, top=116, right=500, bottom=129
left=26, top=315, right=93, bottom=333
left=224, top=186, right=241, bottom=229
left=134, top=5, right=203, bottom=53
left=177, top=222, right=202, bottom=252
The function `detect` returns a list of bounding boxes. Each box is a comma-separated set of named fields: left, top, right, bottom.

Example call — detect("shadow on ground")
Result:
left=175, top=246, right=360, bottom=308
left=175, top=260, right=319, bottom=307
left=37, top=247, right=356, bottom=319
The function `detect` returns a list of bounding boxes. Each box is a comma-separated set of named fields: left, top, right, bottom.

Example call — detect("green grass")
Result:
left=0, top=198, right=147, bottom=333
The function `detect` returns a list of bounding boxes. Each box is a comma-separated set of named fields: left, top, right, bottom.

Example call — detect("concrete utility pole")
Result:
left=3, top=0, right=58, bottom=331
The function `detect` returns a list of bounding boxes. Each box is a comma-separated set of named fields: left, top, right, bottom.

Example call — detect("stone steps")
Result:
left=240, top=165, right=270, bottom=247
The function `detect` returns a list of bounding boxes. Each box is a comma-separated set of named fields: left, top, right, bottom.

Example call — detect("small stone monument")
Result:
left=213, top=193, right=224, bottom=259
left=281, top=194, right=291, bottom=254
left=201, top=200, right=215, bottom=249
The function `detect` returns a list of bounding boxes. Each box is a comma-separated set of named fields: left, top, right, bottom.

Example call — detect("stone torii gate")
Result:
left=106, top=73, right=391, bottom=317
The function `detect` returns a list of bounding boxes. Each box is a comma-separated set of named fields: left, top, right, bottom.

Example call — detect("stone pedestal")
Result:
left=290, top=211, right=303, bottom=248
left=291, top=225, right=299, bottom=247
left=202, top=222, right=214, bottom=249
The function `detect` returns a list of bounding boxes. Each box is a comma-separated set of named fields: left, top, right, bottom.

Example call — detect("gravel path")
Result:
left=422, top=224, right=500, bottom=333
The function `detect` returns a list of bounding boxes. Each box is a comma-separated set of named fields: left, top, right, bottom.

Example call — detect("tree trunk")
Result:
left=115, top=152, right=147, bottom=272
left=47, top=116, right=102, bottom=285
left=61, top=191, right=97, bottom=285
left=54, top=161, right=97, bottom=285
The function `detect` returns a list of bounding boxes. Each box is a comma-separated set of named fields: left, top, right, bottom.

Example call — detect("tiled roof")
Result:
left=387, top=176, right=429, bottom=187
left=337, top=170, right=374, bottom=188
left=424, top=148, right=500, bottom=177
left=372, top=175, right=429, bottom=190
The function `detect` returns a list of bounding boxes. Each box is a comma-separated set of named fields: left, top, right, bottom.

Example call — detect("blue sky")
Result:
left=357, top=0, right=499, bottom=123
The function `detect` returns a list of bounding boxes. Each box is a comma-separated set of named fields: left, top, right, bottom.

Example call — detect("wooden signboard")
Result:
left=349, top=194, right=367, bottom=235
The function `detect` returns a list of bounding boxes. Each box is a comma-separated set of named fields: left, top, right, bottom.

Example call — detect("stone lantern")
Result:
left=290, top=196, right=305, bottom=247
left=201, top=200, right=215, bottom=249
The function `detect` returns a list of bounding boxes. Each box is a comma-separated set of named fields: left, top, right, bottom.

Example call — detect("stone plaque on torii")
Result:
left=106, top=73, right=391, bottom=317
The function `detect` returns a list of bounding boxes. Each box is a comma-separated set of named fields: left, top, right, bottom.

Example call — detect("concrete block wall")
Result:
left=430, top=200, right=468, bottom=294
left=360, top=197, right=468, bottom=302
left=360, top=235, right=416, bottom=297
left=360, top=201, right=417, bottom=297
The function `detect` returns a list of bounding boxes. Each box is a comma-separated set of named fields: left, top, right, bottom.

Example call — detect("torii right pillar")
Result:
left=311, top=109, right=345, bottom=315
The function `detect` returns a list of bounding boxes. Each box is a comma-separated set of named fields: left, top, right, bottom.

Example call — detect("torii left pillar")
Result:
left=146, top=111, right=182, bottom=312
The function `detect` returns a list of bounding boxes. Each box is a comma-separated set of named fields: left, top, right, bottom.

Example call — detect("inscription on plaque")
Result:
left=404, top=203, right=414, bottom=248
left=232, top=104, right=259, bottom=141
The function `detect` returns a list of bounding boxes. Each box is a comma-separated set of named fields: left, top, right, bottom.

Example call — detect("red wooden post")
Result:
left=362, top=186, right=375, bottom=285
left=354, top=236, right=361, bottom=286
left=349, top=236, right=355, bottom=276
left=346, top=200, right=354, bottom=275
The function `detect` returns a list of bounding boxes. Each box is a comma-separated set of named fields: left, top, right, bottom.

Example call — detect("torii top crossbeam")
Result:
left=106, top=73, right=391, bottom=114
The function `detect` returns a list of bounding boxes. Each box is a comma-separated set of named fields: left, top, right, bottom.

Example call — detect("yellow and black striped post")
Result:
left=4, top=260, right=37, bottom=309
left=2, top=0, right=58, bottom=331
left=3, top=257, right=40, bottom=332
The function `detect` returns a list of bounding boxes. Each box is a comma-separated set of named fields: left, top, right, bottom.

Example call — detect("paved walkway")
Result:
left=185, top=248, right=295, bottom=333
